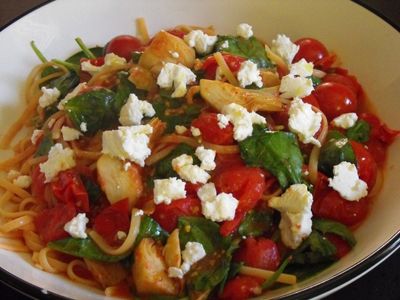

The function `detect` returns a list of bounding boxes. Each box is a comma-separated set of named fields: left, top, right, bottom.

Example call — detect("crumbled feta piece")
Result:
left=217, top=113, right=229, bottom=129
left=102, top=125, right=153, bottom=167
left=288, top=97, right=322, bottom=146
left=81, top=53, right=126, bottom=75
left=31, top=129, right=43, bottom=145
left=237, top=60, right=263, bottom=88
left=328, top=161, right=368, bottom=201
left=61, top=126, right=82, bottom=141
left=269, top=184, right=313, bottom=249
left=38, top=87, right=60, bottom=108
left=123, top=162, right=131, bottom=171
left=168, top=267, right=184, bottom=279
left=184, top=30, right=217, bottom=55
left=39, top=143, right=76, bottom=183
left=58, top=83, right=87, bottom=110
left=289, top=59, right=314, bottom=77
left=197, top=183, right=239, bottom=222
left=236, top=23, right=253, bottom=39
left=134, top=209, right=144, bottom=217
left=180, top=241, right=206, bottom=273
left=157, top=63, right=196, bottom=98
left=80, top=122, right=87, bottom=132
left=271, top=34, right=300, bottom=65
left=221, top=103, right=266, bottom=141
left=153, top=177, right=187, bottom=205
left=195, top=146, right=216, bottom=171
left=119, top=93, right=155, bottom=126
left=220, top=40, right=229, bottom=49
left=7, top=170, right=20, bottom=181
left=191, top=126, right=201, bottom=137
left=332, top=113, right=358, bottom=129
left=175, top=125, right=188, bottom=134
left=172, top=154, right=210, bottom=184
left=169, top=51, right=180, bottom=58
left=64, top=213, right=89, bottom=239
left=13, top=175, right=32, bottom=189
left=279, top=75, right=314, bottom=99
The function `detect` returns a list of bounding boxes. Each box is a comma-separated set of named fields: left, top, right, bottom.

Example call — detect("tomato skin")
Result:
left=326, top=234, right=351, bottom=259
left=360, top=113, right=400, bottom=144
left=314, top=82, right=358, bottom=120
left=31, top=165, right=46, bottom=201
left=35, top=203, right=76, bottom=243
left=167, top=29, right=185, bottom=39
left=322, top=73, right=361, bottom=97
left=220, top=275, right=263, bottom=300
left=350, top=141, right=377, bottom=189
left=104, top=35, right=143, bottom=61
left=191, top=113, right=235, bottom=145
left=302, top=93, right=320, bottom=109
left=93, top=199, right=130, bottom=246
left=234, top=237, right=280, bottom=271
left=202, top=54, right=246, bottom=79
left=152, top=197, right=202, bottom=232
left=293, top=38, right=329, bottom=65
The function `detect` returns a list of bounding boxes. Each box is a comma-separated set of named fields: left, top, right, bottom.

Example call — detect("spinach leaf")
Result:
left=346, top=119, right=371, bottom=143
left=214, top=36, right=273, bottom=68
left=135, top=215, right=169, bottom=247
left=81, top=176, right=103, bottom=205
left=34, top=132, right=53, bottom=157
left=285, top=261, right=333, bottom=281
left=310, top=75, right=322, bottom=87
left=65, top=46, right=104, bottom=64
left=318, top=130, right=356, bottom=177
left=238, top=210, right=273, bottom=237
left=64, top=89, right=117, bottom=135
left=313, top=218, right=356, bottom=247
left=113, top=72, right=147, bottom=113
left=239, top=125, right=303, bottom=189
left=47, top=72, right=80, bottom=98
left=48, top=237, right=127, bottom=262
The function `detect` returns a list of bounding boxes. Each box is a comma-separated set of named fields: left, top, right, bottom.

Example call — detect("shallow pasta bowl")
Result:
left=0, top=0, right=399, bottom=299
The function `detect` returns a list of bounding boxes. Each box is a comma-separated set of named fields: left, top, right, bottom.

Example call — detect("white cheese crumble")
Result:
left=332, top=113, right=358, bottom=129
left=175, top=125, right=188, bottom=134
left=168, top=241, right=206, bottom=278
left=169, top=50, right=180, bottom=58
left=58, top=82, right=87, bottom=110
left=269, top=184, right=313, bottom=249
left=197, top=183, right=239, bottom=222
left=184, top=30, right=218, bottom=55
left=190, top=126, right=201, bottom=137
left=39, top=143, right=76, bottom=183
left=80, top=122, right=87, bottom=132
left=38, top=87, right=60, bottom=108
left=153, top=177, right=187, bottom=205
left=81, top=53, right=126, bottom=75
left=102, top=125, right=153, bottom=167
left=221, top=103, right=266, bottom=141
left=236, top=23, right=253, bottom=39
left=271, top=34, right=300, bottom=65
left=328, top=161, right=368, bottom=201
left=123, top=162, right=131, bottom=171
left=172, top=154, right=210, bottom=184
left=119, top=93, right=155, bottom=126
left=61, top=126, right=82, bottom=141
left=13, top=175, right=32, bottom=189
left=289, top=59, right=314, bottom=77
left=31, top=129, right=43, bottom=145
left=288, top=97, right=322, bottom=146
left=195, top=146, right=216, bottom=171
left=64, top=213, right=89, bottom=239
left=168, top=267, right=184, bottom=279
left=217, top=113, right=229, bottom=129
left=279, top=75, right=314, bottom=99
left=237, top=60, right=263, bottom=88
left=220, top=40, right=229, bottom=49
left=157, top=62, right=196, bottom=98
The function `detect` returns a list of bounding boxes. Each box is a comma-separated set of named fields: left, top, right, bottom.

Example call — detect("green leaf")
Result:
left=313, top=218, right=356, bottom=247
left=113, top=72, right=147, bottom=113
left=135, top=215, right=169, bottom=247
left=65, top=46, right=104, bottom=64
left=81, top=176, right=103, bottom=205
left=239, top=125, right=303, bottom=189
left=261, top=255, right=292, bottom=290
left=238, top=210, right=273, bottom=237
left=310, top=75, right=322, bottom=87
left=47, top=72, right=80, bottom=98
left=34, top=132, right=54, bottom=157
left=214, top=36, right=273, bottom=68
left=48, top=237, right=127, bottom=262
left=318, top=130, right=356, bottom=177
left=346, top=119, right=371, bottom=143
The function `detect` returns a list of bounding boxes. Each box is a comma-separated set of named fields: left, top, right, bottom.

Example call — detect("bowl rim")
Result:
left=0, top=0, right=399, bottom=299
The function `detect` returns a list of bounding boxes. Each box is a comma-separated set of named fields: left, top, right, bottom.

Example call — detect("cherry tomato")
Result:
left=302, top=93, right=320, bottom=109
left=234, top=237, right=280, bottom=271
left=51, top=170, right=90, bottom=212
left=31, top=165, right=46, bottom=201
left=350, top=141, right=377, bottom=189
left=365, top=138, right=386, bottom=166
left=314, top=82, right=358, bottom=120
left=360, top=113, right=400, bottom=144
left=93, top=198, right=130, bottom=246
left=167, top=29, right=185, bottom=39
left=104, top=35, right=143, bottom=61
left=220, top=275, right=263, bottom=300
left=152, top=197, right=202, bottom=232
left=202, top=54, right=246, bottom=79
left=326, top=234, right=351, bottom=259
left=322, top=73, right=361, bottom=97
left=293, top=38, right=329, bottom=64
left=35, top=203, right=76, bottom=243
left=191, top=112, right=235, bottom=145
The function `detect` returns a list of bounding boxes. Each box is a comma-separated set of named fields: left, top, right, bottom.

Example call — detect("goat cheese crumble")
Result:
left=64, top=213, right=89, bottom=239
left=157, top=62, right=196, bottom=98
left=172, top=154, right=210, bottom=184
left=184, top=30, right=217, bottom=55
left=38, top=87, right=60, bottom=108
left=332, top=113, right=358, bottom=129
left=237, top=60, right=263, bottom=88
left=153, top=177, right=187, bottom=205
left=236, top=23, right=253, bottom=39
left=271, top=34, right=299, bottom=65
left=119, top=93, right=155, bottom=126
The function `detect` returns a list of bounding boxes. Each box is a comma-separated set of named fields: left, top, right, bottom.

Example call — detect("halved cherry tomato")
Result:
left=314, top=82, right=358, bottom=120
left=234, top=237, right=280, bottom=271
left=293, top=38, right=329, bottom=65
left=191, top=112, right=235, bottom=145
left=152, top=197, right=202, bottom=232
left=35, top=203, right=76, bottom=243
left=104, top=35, right=143, bottom=61
left=360, top=113, right=400, bottom=144
left=302, top=93, right=320, bottom=109
left=31, top=165, right=46, bottom=201
left=365, top=138, right=386, bottom=166
left=93, top=199, right=130, bottom=246
left=220, top=275, right=263, bottom=300
left=326, top=233, right=351, bottom=259
left=202, top=54, right=246, bottom=79
left=350, top=141, right=377, bottom=189
left=51, top=170, right=90, bottom=212
left=322, top=73, right=361, bottom=97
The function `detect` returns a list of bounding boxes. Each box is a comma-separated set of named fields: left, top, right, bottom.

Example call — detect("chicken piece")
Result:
left=128, top=65, right=157, bottom=92
left=132, top=238, right=180, bottom=296
left=97, top=154, right=143, bottom=207
left=84, top=259, right=127, bottom=288
left=163, top=229, right=181, bottom=268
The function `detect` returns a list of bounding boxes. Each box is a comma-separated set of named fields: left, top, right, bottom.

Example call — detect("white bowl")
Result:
left=0, top=0, right=399, bottom=299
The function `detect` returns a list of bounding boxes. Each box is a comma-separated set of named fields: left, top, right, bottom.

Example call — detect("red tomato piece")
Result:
left=365, top=138, right=386, bottom=166
left=322, top=73, right=361, bottom=97
left=167, top=29, right=185, bottom=39
left=302, top=93, right=320, bottom=109
left=359, top=112, right=400, bottom=145
left=314, top=82, right=358, bottom=120
left=104, top=35, right=143, bottom=61
left=350, top=141, right=377, bottom=189
left=234, top=237, right=280, bottom=271
left=152, top=197, right=202, bottom=232
left=220, top=275, right=264, bottom=300
left=35, top=203, right=76, bottom=243
left=51, top=170, right=90, bottom=212
left=202, top=54, right=246, bottom=79
left=326, top=233, right=351, bottom=259
left=31, top=165, right=46, bottom=201
left=93, top=199, right=130, bottom=246
left=293, top=38, right=329, bottom=65
left=191, top=112, right=235, bottom=145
